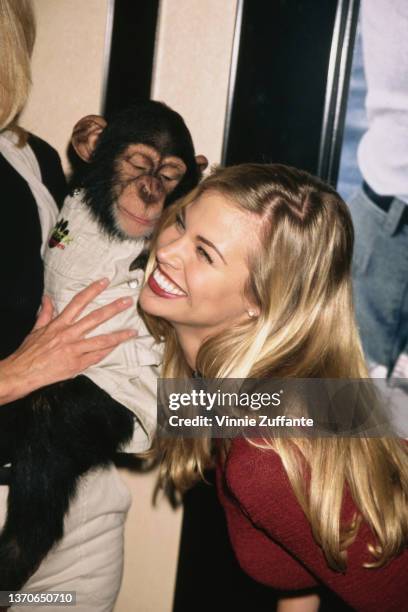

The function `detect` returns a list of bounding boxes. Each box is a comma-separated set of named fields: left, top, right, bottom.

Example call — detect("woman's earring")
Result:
left=248, top=310, right=257, bottom=319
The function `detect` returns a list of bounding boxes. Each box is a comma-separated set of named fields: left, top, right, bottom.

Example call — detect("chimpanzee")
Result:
left=0, top=101, right=207, bottom=590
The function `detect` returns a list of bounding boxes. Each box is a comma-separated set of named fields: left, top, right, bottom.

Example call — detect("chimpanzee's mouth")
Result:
left=118, top=204, right=158, bottom=226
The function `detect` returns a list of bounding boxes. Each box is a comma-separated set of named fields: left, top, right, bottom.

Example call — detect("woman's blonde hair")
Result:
left=0, top=0, right=35, bottom=138
left=142, top=163, right=408, bottom=571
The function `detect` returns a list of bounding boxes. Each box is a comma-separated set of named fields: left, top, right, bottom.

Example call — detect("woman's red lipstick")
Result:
left=148, top=268, right=186, bottom=299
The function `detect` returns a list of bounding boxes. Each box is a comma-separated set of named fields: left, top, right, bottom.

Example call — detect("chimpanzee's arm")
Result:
left=0, top=376, right=134, bottom=591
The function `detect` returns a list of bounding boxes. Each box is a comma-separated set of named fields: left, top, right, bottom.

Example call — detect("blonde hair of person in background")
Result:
left=0, top=0, right=35, bottom=141
left=141, top=163, right=408, bottom=572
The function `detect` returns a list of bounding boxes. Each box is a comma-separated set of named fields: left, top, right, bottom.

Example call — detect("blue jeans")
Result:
left=347, top=187, right=408, bottom=376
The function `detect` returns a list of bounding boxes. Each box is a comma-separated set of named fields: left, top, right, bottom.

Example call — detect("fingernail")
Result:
left=98, top=277, right=110, bottom=286
left=120, top=297, right=133, bottom=306
left=127, top=330, right=137, bottom=337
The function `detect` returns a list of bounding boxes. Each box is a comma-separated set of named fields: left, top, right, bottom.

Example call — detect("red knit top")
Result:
left=216, top=438, right=408, bottom=611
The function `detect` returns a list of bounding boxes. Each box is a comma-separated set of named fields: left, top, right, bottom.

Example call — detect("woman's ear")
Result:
left=71, top=115, right=107, bottom=162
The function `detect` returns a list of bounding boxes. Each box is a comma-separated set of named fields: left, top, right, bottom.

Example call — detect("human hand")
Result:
left=277, top=593, right=320, bottom=612
left=0, top=278, right=136, bottom=404
left=71, top=114, right=107, bottom=162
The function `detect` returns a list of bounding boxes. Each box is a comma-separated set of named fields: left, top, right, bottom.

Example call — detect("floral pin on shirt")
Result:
left=48, top=218, right=73, bottom=249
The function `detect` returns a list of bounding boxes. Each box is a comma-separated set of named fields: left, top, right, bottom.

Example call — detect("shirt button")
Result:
left=128, top=279, right=139, bottom=289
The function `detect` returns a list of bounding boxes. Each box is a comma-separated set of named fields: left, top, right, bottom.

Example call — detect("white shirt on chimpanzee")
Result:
left=44, top=188, right=163, bottom=452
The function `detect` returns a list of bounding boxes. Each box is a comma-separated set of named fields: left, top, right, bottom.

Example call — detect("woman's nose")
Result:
left=156, top=237, right=185, bottom=269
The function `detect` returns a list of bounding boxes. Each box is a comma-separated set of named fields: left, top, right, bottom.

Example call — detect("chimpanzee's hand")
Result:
left=0, top=279, right=137, bottom=405
left=71, top=114, right=107, bottom=162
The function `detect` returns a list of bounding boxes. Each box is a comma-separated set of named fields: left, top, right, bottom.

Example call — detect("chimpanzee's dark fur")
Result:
left=80, top=101, right=199, bottom=242
left=0, top=377, right=134, bottom=590
left=0, top=100, right=200, bottom=590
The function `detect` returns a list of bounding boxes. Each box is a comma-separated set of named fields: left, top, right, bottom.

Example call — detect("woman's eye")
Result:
left=197, top=246, right=213, bottom=264
left=160, top=174, right=174, bottom=182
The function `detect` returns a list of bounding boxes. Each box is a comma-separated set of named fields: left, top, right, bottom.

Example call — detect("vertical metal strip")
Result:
left=221, top=0, right=244, bottom=165
left=317, top=0, right=343, bottom=179
left=317, top=0, right=360, bottom=185
left=329, top=0, right=360, bottom=185
left=100, top=0, right=115, bottom=115
left=150, top=0, right=164, bottom=99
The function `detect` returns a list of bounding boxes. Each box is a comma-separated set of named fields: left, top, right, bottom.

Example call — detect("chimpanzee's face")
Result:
left=113, top=143, right=187, bottom=238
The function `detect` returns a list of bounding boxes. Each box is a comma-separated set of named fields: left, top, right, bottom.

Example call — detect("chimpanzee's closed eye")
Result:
left=81, top=101, right=200, bottom=241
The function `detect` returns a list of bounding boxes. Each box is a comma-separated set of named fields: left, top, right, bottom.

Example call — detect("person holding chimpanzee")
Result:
left=0, top=2, right=145, bottom=610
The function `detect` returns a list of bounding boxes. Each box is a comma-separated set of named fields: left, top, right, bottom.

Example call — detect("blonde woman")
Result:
left=140, top=163, right=408, bottom=611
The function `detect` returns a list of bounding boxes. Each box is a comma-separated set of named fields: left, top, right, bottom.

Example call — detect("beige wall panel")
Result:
left=152, top=0, right=238, bottom=166
left=115, top=470, right=182, bottom=612
left=20, top=0, right=110, bottom=171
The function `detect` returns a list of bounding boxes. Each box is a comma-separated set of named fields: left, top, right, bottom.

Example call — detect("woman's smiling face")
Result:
left=139, top=190, right=260, bottom=338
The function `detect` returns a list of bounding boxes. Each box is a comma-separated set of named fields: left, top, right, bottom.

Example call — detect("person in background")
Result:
left=348, top=0, right=408, bottom=382
left=140, top=163, right=408, bottom=612
left=0, top=0, right=134, bottom=406
left=0, top=1, right=139, bottom=609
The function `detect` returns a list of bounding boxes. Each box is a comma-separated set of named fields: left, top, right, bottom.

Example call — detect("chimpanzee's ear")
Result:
left=71, top=115, right=108, bottom=162
left=195, top=155, right=209, bottom=178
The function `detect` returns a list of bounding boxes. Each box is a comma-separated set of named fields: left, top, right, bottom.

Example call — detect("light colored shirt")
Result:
left=44, top=189, right=162, bottom=452
left=358, top=0, right=408, bottom=203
